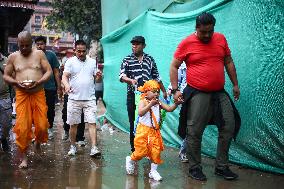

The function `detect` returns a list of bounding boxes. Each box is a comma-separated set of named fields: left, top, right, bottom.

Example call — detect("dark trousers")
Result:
left=45, top=89, right=56, bottom=129
left=186, top=92, right=235, bottom=170
left=95, top=90, right=106, bottom=107
left=62, top=94, right=85, bottom=141
left=126, top=93, right=136, bottom=152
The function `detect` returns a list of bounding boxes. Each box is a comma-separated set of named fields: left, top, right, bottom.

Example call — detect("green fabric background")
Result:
left=101, top=0, right=284, bottom=173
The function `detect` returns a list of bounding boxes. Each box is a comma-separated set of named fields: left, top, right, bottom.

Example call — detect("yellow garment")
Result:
left=13, top=89, right=49, bottom=152
left=131, top=123, right=164, bottom=164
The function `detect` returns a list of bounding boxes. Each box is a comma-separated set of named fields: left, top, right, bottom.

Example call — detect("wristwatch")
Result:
left=171, top=88, right=180, bottom=95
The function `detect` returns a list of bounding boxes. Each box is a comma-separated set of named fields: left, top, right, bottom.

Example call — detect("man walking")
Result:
left=35, top=36, right=62, bottom=140
left=119, top=36, right=167, bottom=152
left=62, top=40, right=101, bottom=157
left=170, top=12, right=240, bottom=181
left=0, top=51, right=12, bottom=152
left=3, top=31, right=52, bottom=168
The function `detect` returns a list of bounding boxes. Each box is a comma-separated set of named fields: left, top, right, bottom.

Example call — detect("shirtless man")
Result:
left=3, top=31, right=52, bottom=168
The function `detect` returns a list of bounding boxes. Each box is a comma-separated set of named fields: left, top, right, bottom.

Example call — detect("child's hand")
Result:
left=174, top=97, right=184, bottom=105
left=149, top=98, right=159, bottom=106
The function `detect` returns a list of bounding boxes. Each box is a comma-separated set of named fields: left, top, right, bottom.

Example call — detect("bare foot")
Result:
left=34, top=141, right=42, bottom=154
left=19, top=154, right=28, bottom=169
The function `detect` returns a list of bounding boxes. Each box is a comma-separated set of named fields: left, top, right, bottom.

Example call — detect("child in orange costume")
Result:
left=125, top=80, right=182, bottom=181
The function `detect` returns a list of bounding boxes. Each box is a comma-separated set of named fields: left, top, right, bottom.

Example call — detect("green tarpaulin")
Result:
left=101, top=0, right=284, bottom=174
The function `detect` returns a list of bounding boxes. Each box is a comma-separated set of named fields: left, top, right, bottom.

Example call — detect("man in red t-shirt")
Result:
left=170, top=12, right=240, bottom=181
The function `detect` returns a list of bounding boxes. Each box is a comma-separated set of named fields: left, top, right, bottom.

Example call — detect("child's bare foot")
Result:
left=19, top=154, right=28, bottom=169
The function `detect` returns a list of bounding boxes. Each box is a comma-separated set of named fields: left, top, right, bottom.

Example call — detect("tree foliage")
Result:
left=46, top=0, right=102, bottom=43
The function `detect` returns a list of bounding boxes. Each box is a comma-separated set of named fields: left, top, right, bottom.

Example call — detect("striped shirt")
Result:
left=119, top=53, right=161, bottom=94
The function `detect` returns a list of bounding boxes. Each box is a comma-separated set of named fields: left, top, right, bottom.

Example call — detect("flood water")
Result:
left=0, top=101, right=283, bottom=189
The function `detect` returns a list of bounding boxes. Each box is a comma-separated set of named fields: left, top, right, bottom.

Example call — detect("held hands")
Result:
left=233, top=85, right=240, bottom=101
left=173, top=90, right=184, bottom=104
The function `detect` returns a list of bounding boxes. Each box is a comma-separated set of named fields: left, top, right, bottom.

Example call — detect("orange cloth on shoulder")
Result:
left=13, top=89, right=49, bottom=152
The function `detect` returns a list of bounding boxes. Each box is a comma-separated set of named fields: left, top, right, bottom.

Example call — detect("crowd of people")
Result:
left=0, top=12, right=240, bottom=182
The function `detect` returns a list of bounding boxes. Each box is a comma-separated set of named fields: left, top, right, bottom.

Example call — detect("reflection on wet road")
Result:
left=0, top=101, right=283, bottom=189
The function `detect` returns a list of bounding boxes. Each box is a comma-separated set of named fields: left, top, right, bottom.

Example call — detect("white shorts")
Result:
left=67, top=99, right=97, bottom=125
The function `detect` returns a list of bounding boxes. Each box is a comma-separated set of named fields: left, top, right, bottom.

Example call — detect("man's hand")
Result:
left=233, top=85, right=240, bottom=101
left=64, top=84, right=73, bottom=94
left=173, top=91, right=183, bottom=104
left=18, top=80, right=38, bottom=89
left=174, top=97, right=184, bottom=105
left=95, top=71, right=103, bottom=80
left=57, top=88, right=63, bottom=101
left=129, top=79, right=137, bottom=86
left=27, top=81, right=42, bottom=89
left=17, top=81, right=30, bottom=89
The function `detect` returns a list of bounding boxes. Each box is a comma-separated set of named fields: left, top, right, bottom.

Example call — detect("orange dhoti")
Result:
left=13, top=89, right=49, bottom=153
left=131, top=123, right=164, bottom=164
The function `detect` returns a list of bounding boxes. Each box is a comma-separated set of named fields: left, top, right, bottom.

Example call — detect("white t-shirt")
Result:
left=64, top=56, right=97, bottom=100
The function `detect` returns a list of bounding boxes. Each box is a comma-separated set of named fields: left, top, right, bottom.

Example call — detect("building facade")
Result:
left=0, top=0, right=38, bottom=55
left=8, top=0, right=74, bottom=54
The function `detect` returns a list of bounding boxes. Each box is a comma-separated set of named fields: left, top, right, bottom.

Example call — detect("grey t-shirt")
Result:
left=0, top=54, right=9, bottom=99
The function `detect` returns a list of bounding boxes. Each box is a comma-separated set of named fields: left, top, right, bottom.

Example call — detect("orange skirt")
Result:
left=13, top=89, right=49, bottom=152
left=131, top=123, right=164, bottom=164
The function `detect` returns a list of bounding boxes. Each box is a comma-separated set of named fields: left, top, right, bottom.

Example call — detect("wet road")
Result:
left=0, top=100, right=283, bottom=189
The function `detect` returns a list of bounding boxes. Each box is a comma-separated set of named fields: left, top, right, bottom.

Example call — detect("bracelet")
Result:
left=171, top=88, right=180, bottom=95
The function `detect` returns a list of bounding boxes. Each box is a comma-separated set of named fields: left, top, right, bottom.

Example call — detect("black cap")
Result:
left=130, top=36, right=145, bottom=44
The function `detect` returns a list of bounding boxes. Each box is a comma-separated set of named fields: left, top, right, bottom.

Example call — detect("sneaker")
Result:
left=179, top=152, right=189, bottom=163
left=48, top=128, right=54, bottom=140
left=149, top=179, right=161, bottom=189
left=188, top=167, right=207, bottom=181
left=126, top=156, right=135, bottom=175
left=149, top=170, right=163, bottom=181
left=77, top=140, right=86, bottom=147
left=215, top=167, right=238, bottom=180
left=109, top=127, right=114, bottom=135
left=101, top=124, right=108, bottom=132
left=62, top=131, right=69, bottom=141
left=90, top=146, right=101, bottom=157
left=67, top=145, right=77, bottom=156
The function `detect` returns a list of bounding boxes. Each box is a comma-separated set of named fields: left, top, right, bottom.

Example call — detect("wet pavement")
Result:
left=0, top=100, right=283, bottom=189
